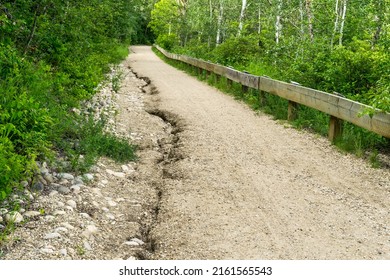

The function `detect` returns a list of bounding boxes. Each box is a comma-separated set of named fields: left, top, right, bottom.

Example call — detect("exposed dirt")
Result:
left=2, top=46, right=389, bottom=260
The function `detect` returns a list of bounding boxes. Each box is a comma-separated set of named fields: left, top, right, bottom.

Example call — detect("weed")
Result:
left=111, top=67, right=124, bottom=93
left=369, top=150, right=381, bottom=168
left=76, top=245, right=85, bottom=256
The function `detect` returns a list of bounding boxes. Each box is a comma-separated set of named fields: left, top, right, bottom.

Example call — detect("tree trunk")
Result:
left=330, top=0, right=339, bottom=48
left=216, top=0, right=224, bottom=45
left=238, top=0, right=247, bottom=36
left=339, top=0, right=347, bottom=46
left=257, top=5, right=262, bottom=34
left=275, top=0, right=282, bottom=44
left=305, top=0, right=314, bottom=42
left=371, top=0, right=385, bottom=47
left=299, top=0, right=304, bottom=36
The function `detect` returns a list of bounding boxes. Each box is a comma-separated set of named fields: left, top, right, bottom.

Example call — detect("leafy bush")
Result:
left=0, top=1, right=142, bottom=202
left=156, top=34, right=179, bottom=51
left=211, top=36, right=260, bottom=66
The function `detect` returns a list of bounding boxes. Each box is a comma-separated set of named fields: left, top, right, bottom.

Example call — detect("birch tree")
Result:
left=237, top=0, right=248, bottom=36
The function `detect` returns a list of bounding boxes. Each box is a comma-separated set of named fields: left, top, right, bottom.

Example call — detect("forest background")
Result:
left=0, top=0, right=389, bottom=202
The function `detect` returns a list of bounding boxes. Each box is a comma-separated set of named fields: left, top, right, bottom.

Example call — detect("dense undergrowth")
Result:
left=153, top=45, right=390, bottom=165
left=0, top=1, right=149, bottom=202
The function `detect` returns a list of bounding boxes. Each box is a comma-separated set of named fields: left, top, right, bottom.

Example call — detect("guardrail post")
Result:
left=288, top=101, right=298, bottom=121
left=328, top=116, right=343, bottom=142
left=242, top=85, right=248, bottom=94
left=198, top=67, right=203, bottom=76
left=258, top=91, right=266, bottom=106
left=215, top=74, right=221, bottom=84
left=227, top=79, right=233, bottom=88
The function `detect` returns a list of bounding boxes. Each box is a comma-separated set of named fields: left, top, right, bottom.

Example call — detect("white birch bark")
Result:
left=339, top=0, right=347, bottom=46
left=238, top=0, right=248, bottom=36
left=275, top=0, right=282, bottom=44
left=257, top=4, right=262, bottom=34
left=305, top=0, right=314, bottom=41
left=216, top=0, right=224, bottom=45
left=330, top=0, right=340, bottom=48
left=299, top=0, right=304, bottom=36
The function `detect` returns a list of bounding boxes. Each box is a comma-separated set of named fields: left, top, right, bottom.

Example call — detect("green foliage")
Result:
left=69, top=117, right=137, bottom=173
left=0, top=0, right=145, bottom=202
left=210, top=36, right=260, bottom=66
left=156, top=34, right=179, bottom=51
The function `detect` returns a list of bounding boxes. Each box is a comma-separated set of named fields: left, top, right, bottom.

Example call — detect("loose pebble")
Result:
left=44, top=232, right=62, bottom=239
left=24, top=211, right=41, bottom=218
left=5, top=212, right=24, bottom=223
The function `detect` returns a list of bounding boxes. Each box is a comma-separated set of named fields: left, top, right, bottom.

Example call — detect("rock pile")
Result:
left=1, top=60, right=164, bottom=260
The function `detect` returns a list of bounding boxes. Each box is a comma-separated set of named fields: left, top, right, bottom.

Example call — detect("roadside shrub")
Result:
left=156, top=34, right=179, bottom=51
left=211, top=36, right=260, bottom=66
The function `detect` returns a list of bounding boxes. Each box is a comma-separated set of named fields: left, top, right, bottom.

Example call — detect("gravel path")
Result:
left=1, top=46, right=389, bottom=260
left=129, top=46, right=390, bottom=260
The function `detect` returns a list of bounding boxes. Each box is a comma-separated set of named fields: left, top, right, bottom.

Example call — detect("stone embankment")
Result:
left=1, top=58, right=168, bottom=260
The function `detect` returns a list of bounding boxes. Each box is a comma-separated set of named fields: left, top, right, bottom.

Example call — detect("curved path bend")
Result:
left=129, top=46, right=390, bottom=260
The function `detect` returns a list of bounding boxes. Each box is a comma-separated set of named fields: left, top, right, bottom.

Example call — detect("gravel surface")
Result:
left=130, top=46, right=390, bottom=260
left=1, top=46, right=389, bottom=260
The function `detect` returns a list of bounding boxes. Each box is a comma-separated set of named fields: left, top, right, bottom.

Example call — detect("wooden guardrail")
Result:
left=155, top=45, right=390, bottom=141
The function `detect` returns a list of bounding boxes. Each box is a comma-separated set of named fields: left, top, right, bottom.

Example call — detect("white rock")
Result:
left=106, top=169, right=126, bottom=178
left=107, top=200, right=117, bottom=207
left=127, top=256, right=137, bottom=260
left=0, top=208, right=8, bottom=215
left=58, top=186, right=70, bottom=195
left=58, top=173, right=74, bottom=180
left=49, top=190, right=59, bottom=197
left=57, top=201, right=65, bottom=207
left=121, top=165, right=129, bottom=172
left=59, top=249, right=68, bottom=256
left=40, top=248, right=54, bottom=254
left=74, top=177, right=84, bottom=185
left=80, top=213, right=90, bottom=219
left=84, top=241, right=92, bottom=251
left=130, top=238, right=145, bottom=245
left=70, top=185, right=81, bottom=193
left=24, top=211, right=41, bottom=218
left=61, top=222, right=75, bottom=230
left=83, top=174, right=94, bottom=181
left=101, top=179, right=108, bottom=185
left=53, top=210, right=66, bottom=216
left=44, top=215, right=55, bottom=221
left=81, top=225, right=98, bottom=239
left=102, top=207, right=109, bottom=212
left=44, top=232, right=62, bottom=239
left=55, top=227, right=68, bottom=233
left=66, top=200, right=77, bottom=209
left=92, top=201, right=99, bottom=208
left=0, top=216, right=3, bottom=223
left=105, top=213, right=115, bottom=220
left=123, top=241, right=140, bottom=246
left=5, top=212, right=24, bottom=223
left=65, top=206, right=74, bottom=212
left=91, top=188, right=102, bottom=196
